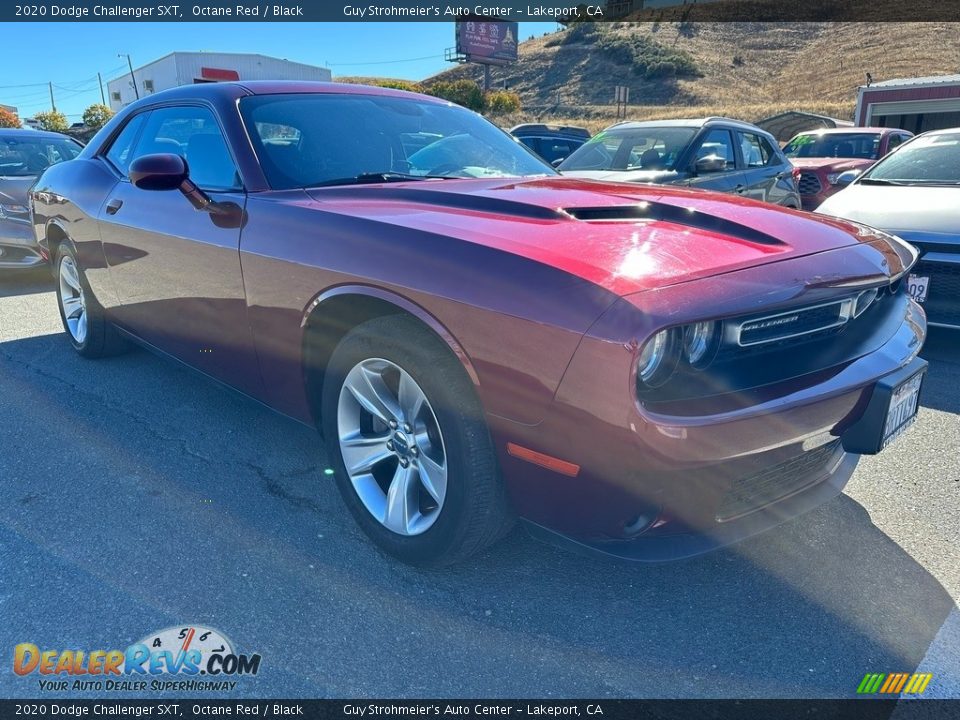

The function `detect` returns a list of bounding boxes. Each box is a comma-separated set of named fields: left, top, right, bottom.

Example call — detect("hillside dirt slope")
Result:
left=426, top=22, right=960, bottom=127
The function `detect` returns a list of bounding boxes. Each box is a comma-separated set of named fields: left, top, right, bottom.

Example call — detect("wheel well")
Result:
left=302, top=294, right=453, bottom=428
left=46, top=224, right=68, bottom=275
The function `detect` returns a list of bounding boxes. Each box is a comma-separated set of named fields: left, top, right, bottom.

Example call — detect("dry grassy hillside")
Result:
left=426, top=22, right=960, bottom=127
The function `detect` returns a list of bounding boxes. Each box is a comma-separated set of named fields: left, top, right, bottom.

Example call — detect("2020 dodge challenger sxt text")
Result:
left=30, top=83, right=927, bottom=565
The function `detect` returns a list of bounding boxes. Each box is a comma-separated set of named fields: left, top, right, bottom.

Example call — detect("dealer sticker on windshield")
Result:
left=907, top=275, right=929, bottom=303
left=882, top=371, right=924, bottom=449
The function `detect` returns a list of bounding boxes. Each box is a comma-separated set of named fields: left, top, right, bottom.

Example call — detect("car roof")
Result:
left=606, top=116, right=768, bottom=133
left=790, top=126, right=904, bottom=136
left=510, top=123, right=590, bottom=137
left=127, top=80, right=448, bottom=106
left=0, top=128, right=72, bottom=140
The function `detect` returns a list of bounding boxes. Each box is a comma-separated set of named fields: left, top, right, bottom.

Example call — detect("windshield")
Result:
left=239, top=93, right=554, bottom=189
left=860, top=131, right=960, bottom=184
left=0, top=134, right=83, bottom=177
left=783, top=132, right=880, bottom=159
left=559, top=127, right=696, bottom=172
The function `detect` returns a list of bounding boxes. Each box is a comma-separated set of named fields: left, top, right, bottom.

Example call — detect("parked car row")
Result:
left=25, top=81, right=930, bottom=565
left=508, top=116, right=954, bottom=330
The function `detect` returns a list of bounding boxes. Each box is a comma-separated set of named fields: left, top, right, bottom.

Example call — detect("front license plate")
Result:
left=907, top=274, right=929, bottom=303
left=882, top=371, right=924, bottom=449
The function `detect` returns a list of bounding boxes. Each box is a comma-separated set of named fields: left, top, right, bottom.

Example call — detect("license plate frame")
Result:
left=841, top=358, right=928, bottom=455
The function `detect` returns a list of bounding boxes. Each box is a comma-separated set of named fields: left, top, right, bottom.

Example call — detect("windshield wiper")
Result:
left=858, top=177, right=906, bottom=185
left=310, top=172, right=455, bottom=188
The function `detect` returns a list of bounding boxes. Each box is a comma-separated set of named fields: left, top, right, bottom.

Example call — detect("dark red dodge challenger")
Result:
left=30, top=82, right=927, bottom=565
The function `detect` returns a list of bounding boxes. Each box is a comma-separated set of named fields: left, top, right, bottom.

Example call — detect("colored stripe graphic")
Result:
left=858, top=673, right=886, bottom=694
left=857, top=672, right=932, bottom=694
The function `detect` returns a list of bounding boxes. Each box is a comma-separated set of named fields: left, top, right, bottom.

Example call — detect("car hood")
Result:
left=306, top=177, right=887, bottom=297
left=560, top=169, right=681, bottom=184
left=0, top=176, right=34, bottom=205
left=816, top=184, right=960, bottom=238
left=789, top=157, right=874, bottom=173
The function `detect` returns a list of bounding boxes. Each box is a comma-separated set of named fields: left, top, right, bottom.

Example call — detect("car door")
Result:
left=736, top=130, right=793, bottom=204
left=684, top=128, right=740, bottom=194
left=97, top=104, right=262, bottom=396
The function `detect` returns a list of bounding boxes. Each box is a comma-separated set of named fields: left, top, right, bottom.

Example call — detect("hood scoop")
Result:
left=564, top=202, right=786, bottom=247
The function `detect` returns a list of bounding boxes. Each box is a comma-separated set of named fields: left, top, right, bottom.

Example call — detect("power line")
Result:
left=327, top=53, right=442, bottom=67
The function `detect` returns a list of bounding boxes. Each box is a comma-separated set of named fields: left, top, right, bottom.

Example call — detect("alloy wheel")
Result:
left=59, top=255, right=87, bottom=344
left=336, top=358, right=448, bottom=536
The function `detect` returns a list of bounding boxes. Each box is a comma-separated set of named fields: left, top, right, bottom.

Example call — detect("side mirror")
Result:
left=694, top=155, right=726, bottom=174
left=129, top=153, right=189, bottom=191
left=835, top=169, right=861, bottom=187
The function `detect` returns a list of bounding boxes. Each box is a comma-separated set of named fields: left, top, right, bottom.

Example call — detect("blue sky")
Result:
left=0, top=21, right=559, bottom=121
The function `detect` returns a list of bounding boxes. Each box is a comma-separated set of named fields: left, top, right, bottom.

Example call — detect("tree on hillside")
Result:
left=82, top=104, right=114, bottom=130
left=0, top=108, right=21, bottom=128
left=34, top=110, right=68, bottom=132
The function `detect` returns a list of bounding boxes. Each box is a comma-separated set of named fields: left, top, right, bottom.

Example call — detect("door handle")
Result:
left=105, top=198, right=123, bottom=215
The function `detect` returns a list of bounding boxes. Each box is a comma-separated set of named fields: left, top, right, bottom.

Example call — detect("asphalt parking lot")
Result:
left=1, top=267, right=958, bottom=700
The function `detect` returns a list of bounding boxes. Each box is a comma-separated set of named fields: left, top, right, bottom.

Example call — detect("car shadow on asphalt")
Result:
left=1, top=330, right=956, bottom=698
left=0, top=267, right=53, bottom=298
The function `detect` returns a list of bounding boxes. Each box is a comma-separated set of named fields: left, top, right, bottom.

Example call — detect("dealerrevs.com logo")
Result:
left=13, top=626, right=261, bottom=693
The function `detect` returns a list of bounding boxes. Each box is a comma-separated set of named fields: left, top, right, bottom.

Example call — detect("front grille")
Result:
left=717, top=440, right=843, bottom=522
left=735, top=299, right=850, bottom=347
left=914, top=259, right=960, bottom=326
left=798, top=172, right=822, bottom=195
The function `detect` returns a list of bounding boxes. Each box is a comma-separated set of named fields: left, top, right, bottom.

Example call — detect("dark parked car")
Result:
left=0, top=128, right=83, bottom=268
left=817, top=128, right=960, bottom=329
left=31, top=82, right=926, bottom=565
left=510, top=123, right=590, bottom=165
left=784, top=127, right=913, bottom=210
left=560, top=117, right=802, bottom=208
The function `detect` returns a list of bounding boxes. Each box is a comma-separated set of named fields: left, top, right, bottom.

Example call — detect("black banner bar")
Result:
left=1, top=0, right=960, bottom=23
left=2, top=700, right=960, bottom=719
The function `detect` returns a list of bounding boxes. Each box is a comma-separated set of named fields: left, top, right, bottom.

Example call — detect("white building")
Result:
left=107, top=52, right=332, bottom=111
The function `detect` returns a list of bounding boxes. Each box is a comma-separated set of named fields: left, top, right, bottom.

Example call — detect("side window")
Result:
left=130, top=106, right=240, bottom=191
left=738, top=132, right=773, bottom=167
left=695, top=129, right=736, bottom=170
left=104, top=113, right=147, bottom=176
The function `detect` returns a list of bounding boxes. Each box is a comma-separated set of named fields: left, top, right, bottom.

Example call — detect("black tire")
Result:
left=55, top=242, right=127, bottom=359
left=320, top=315, right=513, bottom=566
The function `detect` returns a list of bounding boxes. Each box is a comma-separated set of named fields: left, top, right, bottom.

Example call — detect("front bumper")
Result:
left=494, top=242, right=926, bottom=560
left=0, top=219, right=45, bottom=269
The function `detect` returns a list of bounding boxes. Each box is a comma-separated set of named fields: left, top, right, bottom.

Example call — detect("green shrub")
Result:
left=485, top=90, right=521, bottom=115
left=33, top=110, right=68, bottom=132
left=423, top=79, right=485, bottom=112
left=82, top=104, right=114, bottom=129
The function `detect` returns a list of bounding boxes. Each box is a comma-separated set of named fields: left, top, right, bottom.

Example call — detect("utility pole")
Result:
left=97, top=72, right=105, bottom=104
left=48, top=82, right=56, bottom=111
left=119, top=53, right=139, bottom=100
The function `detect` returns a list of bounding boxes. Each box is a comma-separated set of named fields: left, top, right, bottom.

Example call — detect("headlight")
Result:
left=637, top=329, right=681, bottom=388
left=637, top=330, right=668, bottom=382
left=682, top=321, right=719, bottom=366
left=826, top=172, right=842, bottom=185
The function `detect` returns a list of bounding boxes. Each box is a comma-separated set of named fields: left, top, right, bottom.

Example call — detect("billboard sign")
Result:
left=455, top=20, right=519, bottom=66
